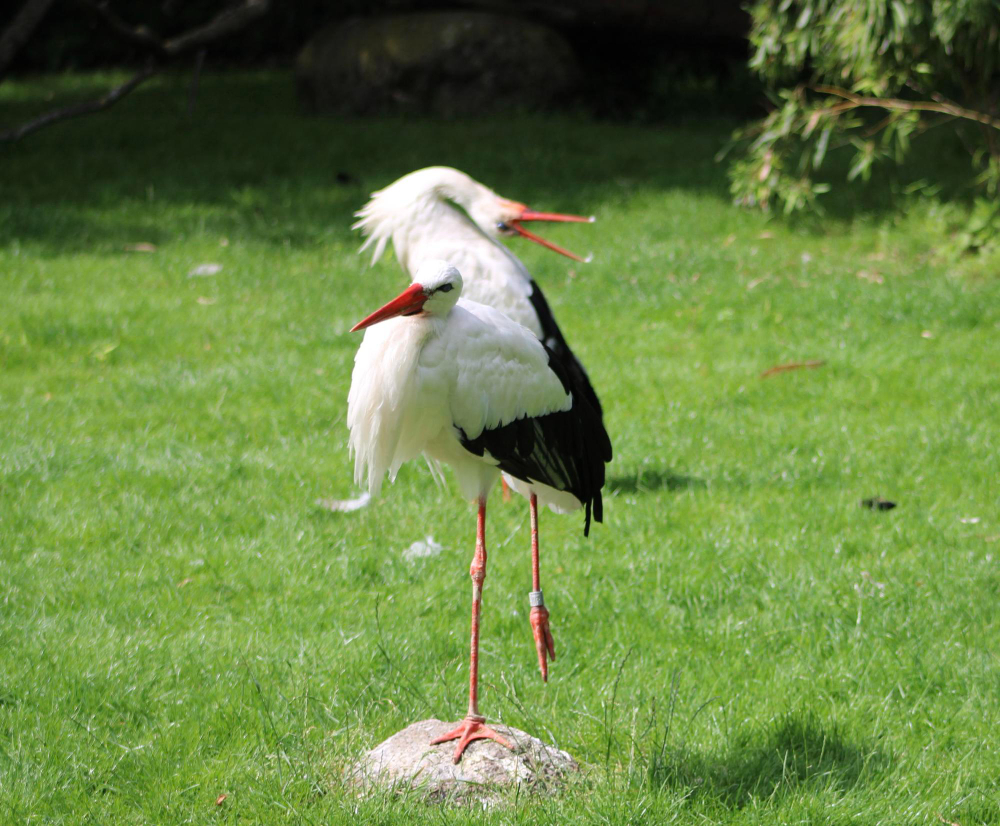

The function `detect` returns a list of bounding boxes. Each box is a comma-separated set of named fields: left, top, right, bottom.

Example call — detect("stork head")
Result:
left=464, top=189, right=596, bottom=264
left=354, top=167, right=595, bottom=265
left=350, top=260, right=462, bottom=332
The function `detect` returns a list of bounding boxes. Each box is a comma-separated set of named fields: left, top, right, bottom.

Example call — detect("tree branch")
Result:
left=0, top=0, right=270, bottom=142
left=163, top=0, right=268, bottom=56
left=811, top=84, right=1000, bottom=132
left=70, top=0, right=270, bottom=57
left=72, top=0, right=167, bottom=55
left=0, top=0, right=57, bottom=80
left=0, top=64, right=158, bottom=141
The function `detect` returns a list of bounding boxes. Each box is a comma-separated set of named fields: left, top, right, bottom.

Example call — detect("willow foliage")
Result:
left=725, top=0, right=1000, bottom=236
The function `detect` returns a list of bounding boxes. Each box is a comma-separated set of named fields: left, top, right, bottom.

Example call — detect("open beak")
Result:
left=518, top=209, right=595, bottom=224
left=350, top=282, right=427, bottom=332
left=506, top=203, right=595, bottom=263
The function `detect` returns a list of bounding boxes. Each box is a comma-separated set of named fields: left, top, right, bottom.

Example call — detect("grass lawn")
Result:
left=2, top=71, right=999, bottom=824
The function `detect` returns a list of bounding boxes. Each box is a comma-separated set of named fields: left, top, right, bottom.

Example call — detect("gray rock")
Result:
left=296, top=12, right=579, bottom=117
left=348, top=718, right=578, bottom=806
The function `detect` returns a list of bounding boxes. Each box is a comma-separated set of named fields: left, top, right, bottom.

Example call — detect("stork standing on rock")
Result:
left=347, top=260, right=611, bottom=762
left=353, top=167, right=604, bottom=680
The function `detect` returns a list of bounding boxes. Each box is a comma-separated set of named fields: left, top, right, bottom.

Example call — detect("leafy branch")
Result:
left=809, top=85, right=1000, bottom=133
left=726, top=0, right=1000, bottom=239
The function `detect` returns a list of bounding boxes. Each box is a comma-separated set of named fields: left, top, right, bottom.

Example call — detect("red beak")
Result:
left=508, top=204, right=595, bottom=263
left=518, top=209, right=595, bottom=224
left=350, top=282, right=428, bottom=332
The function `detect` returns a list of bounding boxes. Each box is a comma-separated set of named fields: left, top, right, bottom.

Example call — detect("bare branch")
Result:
left=0, top=0, right=270, bottom=142
left=0, top=64, right=157, bottom=142
left=72, top=0, right=167, bottom=55
left=70, top=0, right=270, bottom=57
left=0, top=0, right=57, bottom=80
left=163, top=0, right=268, bottom=56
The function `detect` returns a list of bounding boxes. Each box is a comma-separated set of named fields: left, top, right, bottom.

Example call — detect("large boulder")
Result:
left=296, top=12, right=580, bottom=116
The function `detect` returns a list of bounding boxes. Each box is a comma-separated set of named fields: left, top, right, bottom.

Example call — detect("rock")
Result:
left=296, top=12, right=580, bottom=117
left=347, top=718, right=578, bottom=806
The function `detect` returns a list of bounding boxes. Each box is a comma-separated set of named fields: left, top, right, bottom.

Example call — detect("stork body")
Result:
left=348, top=261, right=611, bottom=761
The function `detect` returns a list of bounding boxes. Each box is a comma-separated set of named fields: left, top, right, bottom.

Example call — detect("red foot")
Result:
left=430, top=716, right=514, bottom=764
left=530, top=606, right=556, bottom=682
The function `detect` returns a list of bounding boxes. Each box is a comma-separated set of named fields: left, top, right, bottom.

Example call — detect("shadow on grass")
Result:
left=0, top=72, right=735, bottom=253
left=0, top=70, right=982, bottom=254
left=608, top=467, right=706, bottom=494
left=649, top=713, right=889, bottom=808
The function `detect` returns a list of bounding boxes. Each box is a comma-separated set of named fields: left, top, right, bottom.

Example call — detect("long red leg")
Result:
left=531, top=493, right=540, bottom=591
left=529, top=493, right=556, bottom=682
left=430, top=496, right=514, bottom=762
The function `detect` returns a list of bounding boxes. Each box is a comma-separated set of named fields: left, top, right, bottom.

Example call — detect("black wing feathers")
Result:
left=459, top=347, right=612, bottom=536
left=526, top=279, right=604, bottom=418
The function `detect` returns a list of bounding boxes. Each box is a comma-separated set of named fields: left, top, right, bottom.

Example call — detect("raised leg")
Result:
left=529, top=493, right=556, bottom=682
left=501, top=476, right=511, bottom=502
left=431, top=496, right=514, bottom=762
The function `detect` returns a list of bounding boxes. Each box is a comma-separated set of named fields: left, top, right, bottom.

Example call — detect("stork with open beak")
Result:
left=352, top=167, right=602, bottom=681
left=347, top=260, right=611, bottom=762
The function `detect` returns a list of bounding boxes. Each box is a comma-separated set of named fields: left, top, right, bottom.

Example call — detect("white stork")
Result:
left=352, top=166, right=602, bottom=416
left=353, top=167, right=603, bottom=682
left=347, top=260, right=611, bottom=763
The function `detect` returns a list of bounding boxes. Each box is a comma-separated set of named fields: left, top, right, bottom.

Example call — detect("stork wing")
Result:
left=524, top=278, right=604, bottom=418
left=439, top=302, right=612, bottom=535
left=422, top=240, right=604, bottom=418
left=437, top=301, right=572, bottom=440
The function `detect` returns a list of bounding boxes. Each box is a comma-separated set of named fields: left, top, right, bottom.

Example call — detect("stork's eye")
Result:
left=437, top=283, right=454, bottom=293
left=496, top=221, right=509, bottom=232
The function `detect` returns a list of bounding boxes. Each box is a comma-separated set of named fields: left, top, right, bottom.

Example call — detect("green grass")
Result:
left=2, top=71, right=999, bottom=824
